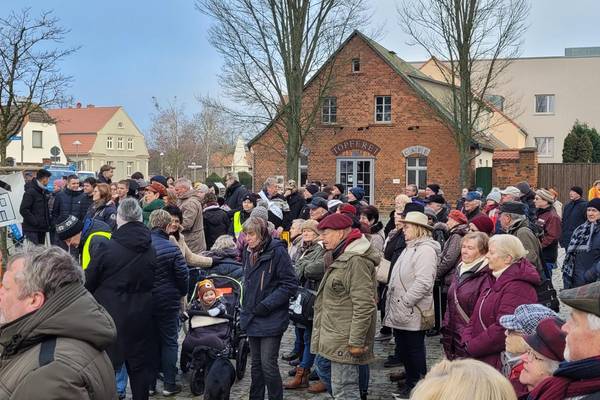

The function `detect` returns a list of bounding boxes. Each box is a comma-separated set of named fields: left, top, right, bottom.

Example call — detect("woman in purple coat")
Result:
left=441, top=232, right=490, bottom=360
left=462, top=234, right=540, bottom=370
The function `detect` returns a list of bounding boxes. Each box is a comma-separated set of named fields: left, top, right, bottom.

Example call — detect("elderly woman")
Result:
left=384, top=211, right=441, bottom=397
left=462, top=234, right=540, bottom=370
left=148, top=209, right=189, bottom=395
left=288, top=218, right=305, bottom=263
left=441, top=232, right=489, bottom=360
left=240, top=217, right=298, bottom=400
left=360, top=205, right=385, bottom=254
left=519, top=318, right=566, bottom=399
left=564, top=198, right=600, bottom=288
left=385, top=194, right=411, bottom=236
left=85, top=182, right=117, bottom=230
left=200, top=235, right=243, bottom=279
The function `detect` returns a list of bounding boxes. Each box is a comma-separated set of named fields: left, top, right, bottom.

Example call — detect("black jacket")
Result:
left=97, top=174, right=112, bottom=185
left=561, top=198, right=588, bottom=248
left=85, top=202, right=117, bottom=231
left=203, top=205, right=231, bottom=250
left=19, top=179, right=51, bottom=232
left=150, top=229, right=189, bottom=313
left=286, top=191, right=306, bottom=228
left=84, top=221, right=156, bottom=370
left=384, top=209, right=396, bottom=237
left=224, top=181, right=248, bottom=212
left=52, top=188, right=88, bottom=223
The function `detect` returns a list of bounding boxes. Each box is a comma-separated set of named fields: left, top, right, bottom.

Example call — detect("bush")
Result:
left=205, top=172, right=223, bottom=186
left=563, top=121, right=593, bottom=163
left=238, top=171, right=253, bottom=189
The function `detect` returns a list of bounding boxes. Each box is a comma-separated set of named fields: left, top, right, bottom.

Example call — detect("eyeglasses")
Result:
left=526, top=348, right=545, bottom=362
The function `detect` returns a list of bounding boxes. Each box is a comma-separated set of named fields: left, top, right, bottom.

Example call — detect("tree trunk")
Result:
left=0, top=140, right=8, bottom=272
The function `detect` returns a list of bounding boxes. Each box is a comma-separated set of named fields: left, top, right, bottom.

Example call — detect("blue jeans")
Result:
left=314, top=356, right=369, bottom=394
left=116, top=363, right=128, bottom=395
left=293, top=327, right=304, bottom=355
left=299, top=327, right=315, bottom=370
left=152, top=311, right=180, bottom=386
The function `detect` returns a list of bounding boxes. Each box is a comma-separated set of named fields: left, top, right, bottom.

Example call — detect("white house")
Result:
left=6, top=110, right=66, bottom=165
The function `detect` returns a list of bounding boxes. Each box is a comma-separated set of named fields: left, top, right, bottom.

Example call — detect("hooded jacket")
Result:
left=312, top=235, right=379, bottom=365
left=177, top=189, right=206, bottom=253
left=462, top=258, right=540, bottom=369
left=203, top=204, right=230, bottom=250
left=19, top=178, right=51, bottom=232
left=84, top=221, right=155, bottom=371
left=436, top=224, right=470, bottom=292
left=384, top=237, right=441, bottom=331
left=0, top=282, right=117, bottom=399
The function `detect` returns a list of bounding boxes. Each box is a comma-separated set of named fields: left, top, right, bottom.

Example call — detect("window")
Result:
left=406, top=156, right=427, bottom=189
left=117, top=122, right=124, bottom=129
left=127, top=161, right=133, bottom=176
left=485, top=94, right=505, bottom=111
left=322, top=97, right=337, bottom=124
left=535, top=95, right=555, bottom=114
left=375, top=96, right=391, bottom=122
left=127, top=137, right=134, bottom=150
left=106, top=136, right=113, bottom=149
left=32, top=130, right=42, bottom=148
left=352, top=58, right=360, bottom=73
left=535, top=137, right=554, bottom=157
left=298, top=153, right=308, bottom=186
left=117, top=137, right=123, bottom=150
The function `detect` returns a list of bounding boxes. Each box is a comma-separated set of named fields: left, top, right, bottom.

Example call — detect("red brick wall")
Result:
left=492, top=147, right=538, bottom=188
left=250, top=34, right=462, bottom=209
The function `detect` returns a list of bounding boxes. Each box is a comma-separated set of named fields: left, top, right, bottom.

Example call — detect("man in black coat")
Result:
left=19, top=169, right=52, bottom=244
left=203, top=192, right=231, bottom=250
left=52, top=174, right=88, bottom=224
left=284, top=180, right=306, bottom=228
left=97, top=164, right=115, bottom=184
left=85, top=198, right=156, bottom=400
left=224, top=172, right=248, bottom=212
left=561, top=186, right=589, bottom=248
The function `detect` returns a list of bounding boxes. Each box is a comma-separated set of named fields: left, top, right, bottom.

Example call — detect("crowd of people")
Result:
left=4, top=165, right=600, bottom=399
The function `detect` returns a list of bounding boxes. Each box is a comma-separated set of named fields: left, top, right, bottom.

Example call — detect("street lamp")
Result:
left=159, top=152, right=164, bottom=175
left=72, top=140, right=82, bottom=170
left=187, top=162, right=203, bottom=183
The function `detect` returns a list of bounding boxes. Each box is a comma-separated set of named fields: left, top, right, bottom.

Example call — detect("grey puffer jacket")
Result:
left=0, top=282, right=117, bottom=399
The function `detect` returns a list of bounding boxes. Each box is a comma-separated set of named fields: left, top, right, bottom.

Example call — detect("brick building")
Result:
left=248, top=31, right=502, bottom=209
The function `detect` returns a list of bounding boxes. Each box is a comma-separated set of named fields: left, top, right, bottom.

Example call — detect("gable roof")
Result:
left=47, top=106, right=120, bottom=134
left=247, top=30, right=504, bottom=151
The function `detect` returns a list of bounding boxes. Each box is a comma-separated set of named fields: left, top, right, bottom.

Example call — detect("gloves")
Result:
left=254, top=303, right=270, bottom=317
left=208, top=308, right=220, bottom=317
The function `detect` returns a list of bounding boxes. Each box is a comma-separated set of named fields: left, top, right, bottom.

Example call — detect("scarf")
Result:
left=529, top=356, right=600, bottom=400
left=323, top=228, right=363, bottom=270
left=459, top=256, right=488, bottom=276
left=563, top=221, right=599, bottom=283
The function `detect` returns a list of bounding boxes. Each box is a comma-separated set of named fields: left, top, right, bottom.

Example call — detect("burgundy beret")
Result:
left=448, top=210, right=467, bottom=225
left=317, top=213, right=353, bottom=230
left=338, top=203, right=357, bottom=215
left=470, top=214, right=494, bottom=235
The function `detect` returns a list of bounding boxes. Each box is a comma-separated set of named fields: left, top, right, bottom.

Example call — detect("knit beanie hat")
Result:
left=589, top=198, right=600, bottom=213
left=56, top=215, right=84, bottom=241
left=536, top=189, right=555, bottom=204
left=516, top=181, right=531, bottom=196
left=427, top=184, right=440, bottom=194
left=448, top=210, right=468, bottom=225
left=301, top=219, right=320, bottom=235
left=486, top=190, right=501, bottom=204
left=570, top=186, right=584, bottom=198
left=197, top=279, right=218, bottom=303
left=470, top=214, right=495, bottom=235
left=334, top=183, right=345, bottom=194
left=349, top=186, right=365, bottom=201
left=250, top=205, right=269, bottom=222
left=242, top=193, right=258, bottom=207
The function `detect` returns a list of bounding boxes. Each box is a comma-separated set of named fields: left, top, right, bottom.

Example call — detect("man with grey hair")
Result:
left=148, top=209, right=188, bottom=395
left=258, top=176, right=290, bottom=231
left=527, top=281, right=600, bottom=399
left=224, top=171, right=248, bottom=212
left=499, top=201, right=543, bottom=276
left=85, top=197, right=156, bottom=399
left=174, top=178, right=206, bottom=253
left=0, top=245, right=117, bottom=399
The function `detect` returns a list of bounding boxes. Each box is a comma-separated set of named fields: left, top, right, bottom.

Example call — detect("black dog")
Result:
left=204, top=356, right=236, bottom=400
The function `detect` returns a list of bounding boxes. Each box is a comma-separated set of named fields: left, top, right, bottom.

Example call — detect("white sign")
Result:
left=392, top=178, right=401, bottom=184
left=0, top=173, right=25, bottom=228
left=401, top=145, right=431, bottom=158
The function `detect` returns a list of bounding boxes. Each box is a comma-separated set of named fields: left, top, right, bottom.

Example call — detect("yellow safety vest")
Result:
left=233, top=211, right=243, bottom=239
left=81, top=231, right=112, bottom=270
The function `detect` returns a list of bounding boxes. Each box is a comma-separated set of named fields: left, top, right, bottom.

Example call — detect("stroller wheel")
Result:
left=236, top=337, right=250, bottom=380
left=189, top=368, right=205, bottom=396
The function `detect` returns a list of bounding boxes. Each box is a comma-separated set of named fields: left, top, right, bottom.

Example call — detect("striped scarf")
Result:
left=563, top=221, right=599, bottom=286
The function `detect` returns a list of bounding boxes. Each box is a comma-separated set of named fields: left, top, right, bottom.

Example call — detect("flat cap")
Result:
left=560, top=281, right=600, bottom=317
left=465, top=191, right=481, bottom=201
left=499, top=201, right=526, bottom=215
left=317, top=213, right=353, bottom=230
left=425, top=194, right=446, bottom=204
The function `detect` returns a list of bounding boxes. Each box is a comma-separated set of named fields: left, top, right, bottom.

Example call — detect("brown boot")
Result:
left=284, top=367, right=309, bottom=389
left=307, top=380, right=327, bottom=393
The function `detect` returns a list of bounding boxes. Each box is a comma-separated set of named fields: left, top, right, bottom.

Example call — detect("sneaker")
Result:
left=384, top=357, right=403, bottom=368
left=162, top=383, right=182, bottom=397
left=148, top=386, right=156, bottom=396
left=374, top=332, right=393, bottom=342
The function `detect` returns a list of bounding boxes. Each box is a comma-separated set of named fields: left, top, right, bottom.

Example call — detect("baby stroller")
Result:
left=182, top=274, right=250, bottom=396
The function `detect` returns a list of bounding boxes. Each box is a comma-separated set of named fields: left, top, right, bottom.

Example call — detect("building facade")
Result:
left=7, top=111, right=66, bottom=166
left=47, top=104, right=149, bottom=178
left=249, top=31, right=499, bottom=208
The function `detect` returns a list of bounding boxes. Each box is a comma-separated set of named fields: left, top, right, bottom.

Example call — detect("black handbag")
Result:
left=289, top=286, right=316, bottom=326
left=536, top=278, right=559, bottom=312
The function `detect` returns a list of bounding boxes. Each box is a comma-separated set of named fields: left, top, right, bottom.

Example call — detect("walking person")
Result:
left=240, top=217, right=298, bottom=400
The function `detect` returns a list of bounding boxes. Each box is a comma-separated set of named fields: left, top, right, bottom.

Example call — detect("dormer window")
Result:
left=352, top=58, right=361, bottom=73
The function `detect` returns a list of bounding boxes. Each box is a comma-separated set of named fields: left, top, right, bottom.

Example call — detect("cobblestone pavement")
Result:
left=156, top=250, right=567, bottom=400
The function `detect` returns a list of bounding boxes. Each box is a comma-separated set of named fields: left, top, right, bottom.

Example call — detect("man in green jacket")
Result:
left=312, top=213, right=379, bottom=400
left=0, top=245, right=117, bottom=399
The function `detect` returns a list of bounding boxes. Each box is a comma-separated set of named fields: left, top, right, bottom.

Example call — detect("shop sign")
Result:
left=401, top=145, right=430, bottom=157
left=331, top=139, right=381, bottom=156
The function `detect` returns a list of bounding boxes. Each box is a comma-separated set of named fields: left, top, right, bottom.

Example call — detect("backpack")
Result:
left=431, top=226, right=448, bottom=249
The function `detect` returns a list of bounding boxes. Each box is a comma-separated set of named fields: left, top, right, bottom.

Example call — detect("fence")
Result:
left=538, top=163, right=600, bottom=204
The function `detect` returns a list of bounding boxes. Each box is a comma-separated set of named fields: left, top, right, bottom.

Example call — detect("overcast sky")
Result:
left=6, top=0, right=600, bottom=134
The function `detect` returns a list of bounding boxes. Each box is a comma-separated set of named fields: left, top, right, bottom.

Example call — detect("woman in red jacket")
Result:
left=462, top=234, right=540, bottom=370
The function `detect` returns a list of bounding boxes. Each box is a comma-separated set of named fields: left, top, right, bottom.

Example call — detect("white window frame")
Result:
left=32, top=130, right=42, bottom=148
left=375, top=96, right=392, bottom=123
left=127, top=137, right=134, bottom=150
left=322, top=97, right=337, bottom=124
left=535, top=94, right=555, bottom=114
left=535, top=137, right=554, bottom=158
left=117, top=136, right=124, bottom=150
left=352, top=58, right=361, bottom=73
left=106, top=136, right=113, bottom=149
left=107, top=160, right=113, bottom=166
left=127, top=161, right=133, bottom=176
left=406, top=156, right=427, bottom=189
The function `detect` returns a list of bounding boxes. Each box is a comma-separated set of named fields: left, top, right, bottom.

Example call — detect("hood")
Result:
left=113, top=220, right=152, bottom=252
left=492, top=258, right=541, bottom=291
left=450, top=223, right=470, bottom=236
left=337, top=235, right=381, bottom=265
left=0, top=283, right=116, bottom=356
left=407, top=236, right=442, bottom=257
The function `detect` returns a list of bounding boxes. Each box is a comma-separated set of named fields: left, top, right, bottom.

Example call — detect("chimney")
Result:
left=87, top=104, right=95, bottom=108
left=76, top=102, right=82, bottom=108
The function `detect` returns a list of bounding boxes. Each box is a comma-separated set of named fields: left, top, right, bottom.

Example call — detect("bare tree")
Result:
left=0, top=8, right=77, bottom=164
left=192, top=103, right=234, bottom=180
left=197, top=0, right=369, bottom=181
left=398, top=0, right=529, bottom=187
